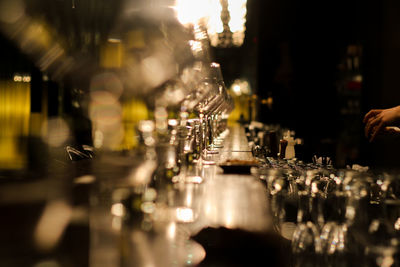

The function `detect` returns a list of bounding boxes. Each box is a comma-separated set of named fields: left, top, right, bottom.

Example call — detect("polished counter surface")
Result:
left=0, top=125, right=288, bottom=267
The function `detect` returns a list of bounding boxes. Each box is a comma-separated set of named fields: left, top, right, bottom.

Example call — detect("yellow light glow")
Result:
left=0, top=79, right=30, bottom=169
left=13, top=75, right=22, bottom=82
left=100, top=40, right=123, bottom=69
left=174, top=0, right=247, bottom=46
left=174, top=0, right=210, bottom=26
left=125, top=30, right=146, bottom=49
left=230, top=79, right=250, bottom=96
left=22, top=75, right=31, bottom=82
left=233, top=85, right=241, bottom=94
left=120, top=97, right=149, bottom=150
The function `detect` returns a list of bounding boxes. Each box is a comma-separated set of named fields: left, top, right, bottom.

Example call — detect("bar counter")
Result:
left=88, top=124, right=289, bottom=267
left=0, top=124, right=290, bottom=267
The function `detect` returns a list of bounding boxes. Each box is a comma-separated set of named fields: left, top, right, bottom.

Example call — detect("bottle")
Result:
left=282, top=131, right=296, bottom=159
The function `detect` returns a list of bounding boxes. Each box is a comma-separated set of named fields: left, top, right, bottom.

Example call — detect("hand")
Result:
left=363, top=105, right=400, bottom=142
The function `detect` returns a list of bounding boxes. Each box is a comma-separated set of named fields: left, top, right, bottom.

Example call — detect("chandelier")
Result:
left=174, top=0, right=247, bottom=48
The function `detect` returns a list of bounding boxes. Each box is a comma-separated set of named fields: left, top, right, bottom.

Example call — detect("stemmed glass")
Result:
left=205, top=62, right=229, bottom=150
left=362, top=171, right=400, bottom=267
left=291, top=221, right=321, bottom=267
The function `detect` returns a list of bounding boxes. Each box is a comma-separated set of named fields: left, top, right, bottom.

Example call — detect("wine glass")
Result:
left=291, top=221, right=322, bottom=267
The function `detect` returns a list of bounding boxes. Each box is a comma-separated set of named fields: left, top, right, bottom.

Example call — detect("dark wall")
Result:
left=251, top=0, right=400, bottom=168
left=255, top=0, right=362, bottom=163
left=361, top=0, right=400, bottom=170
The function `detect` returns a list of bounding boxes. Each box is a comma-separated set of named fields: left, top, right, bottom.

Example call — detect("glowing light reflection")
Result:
left=174, top=0, right=246, bottom=47
left=174, top=0, right=210, bottom=26
left=112, top=216, right=122, bottom=231
left=141, top=56, right=169, bottom=88
left=41, top=118, right=70, bottom=147
left=34, top=201, right=72, bottom=251
left=230, top=79, right=250, bottom=96
left=176, top=207, right=194, bottom=223
left=185, top=176, right=203, bottom=184
left=13, top=74, right=31, bottom=82
left=167, top=222, right=177, bottom=239
left=395, top=218, right=400, bottom=230
left=111, top=203, right=125, bottom=217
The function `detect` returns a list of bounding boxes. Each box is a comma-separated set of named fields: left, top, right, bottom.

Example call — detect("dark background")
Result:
left=213, top=0, right=400, bottom=170
left=1, top=0, right=400, bottom=170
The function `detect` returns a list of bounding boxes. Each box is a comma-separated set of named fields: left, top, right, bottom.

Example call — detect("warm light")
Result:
left=107, top=38, right=121, bottom=43
left=188, top=40, right=203, bottom=53
left=230, top=79, right=250, bottom=96
left=224, top=211, right=234, bottom=228
left=233, top=85, right=241, bottom=94
left=167, top=222, right=177, bottom=239
left=228, top=0, right=247, bottom=32
left=176, top=207, right=194, bottom=223
left=89, top=75, right=125, bottom=150
left=13, top=74, right=31, bottom=83
left=34, top=201, right=72, bottom=251
left=13, top=75, right=22, bottom=82
left=311, top=183, right=318, bottom=193
left=354, top=75, right=363, bottom=82
left=395, top=218, right=400, bottom=230
left=173, top=0, right=246, bottom=47
left=93, top=130, right=103, bottom=148
left=207, top=0, right=224, bottom=34
left=41, top=118, right=70, bottom=147
left=22, top=75, right=31, bottom=82
left=129, top=160, right=157, bottom=186
left=141, top=56, right=168, bottom=88
left=185, top=176, right=203, bottom=184
left=141, top=202, right=156, bottom=214
left=112, top=217, right=122, bottom=231
left=174, top=0, right=210, bottom=26
left=155, top=107, right=168, bottom=133
left=168, top=119, right=179, bottom=127
left=74, top=175, right=96, bottom=184
left=185, top=190, right=193, bottom=207
left=139, top=120, right=155, bottom=133
left=111, top=203, right=125, bottom=217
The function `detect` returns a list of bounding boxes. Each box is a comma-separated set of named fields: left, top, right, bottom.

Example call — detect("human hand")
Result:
left=363, top=106, right=400, bottom=142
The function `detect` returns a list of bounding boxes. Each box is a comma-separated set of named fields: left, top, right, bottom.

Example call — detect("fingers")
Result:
left=369, top=121, right=385, bottom=142
left=363, top=109, right=382, bottom=123
left=365, top=116, right=380, bottom=138
left=385, top=126, right=400, bottom=134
